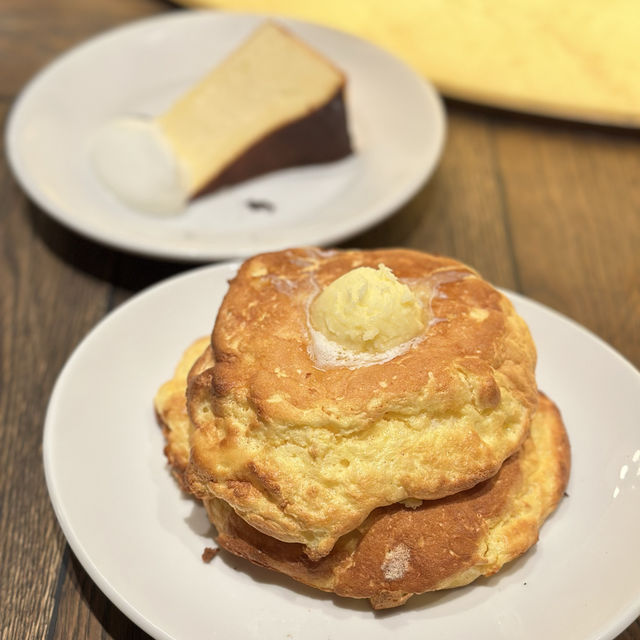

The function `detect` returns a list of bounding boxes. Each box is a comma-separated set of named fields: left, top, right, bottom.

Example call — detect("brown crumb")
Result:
left=246, top=199, right=276, bottom=213
left=202, top=547, right=220, bottom=563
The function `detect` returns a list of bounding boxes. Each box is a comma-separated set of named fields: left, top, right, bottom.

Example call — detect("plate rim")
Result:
left=41, top=261, right=240, bottom=640
left=5, top=10, right=446, bottom=262
left=42, top=260, right=640, bottom=640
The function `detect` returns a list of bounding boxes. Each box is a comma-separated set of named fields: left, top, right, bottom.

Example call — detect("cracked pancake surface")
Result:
left=181, top=248, right=539, bottom=558
left=154, top=342, right=569, bottom=608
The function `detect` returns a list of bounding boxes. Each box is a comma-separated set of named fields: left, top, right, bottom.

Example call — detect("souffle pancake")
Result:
left=155, top=334, right=569, bottom=609
left=161, top=248, right=540, bottom=560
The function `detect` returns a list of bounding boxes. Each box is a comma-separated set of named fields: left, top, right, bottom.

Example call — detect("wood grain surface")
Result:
left=1, top=1, right=639, bottom=639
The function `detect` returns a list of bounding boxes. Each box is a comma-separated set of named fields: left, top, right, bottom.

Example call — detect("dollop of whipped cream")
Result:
left=90, top=116, right=188, bottom=216
left=309, top=264, right=425, bottom=366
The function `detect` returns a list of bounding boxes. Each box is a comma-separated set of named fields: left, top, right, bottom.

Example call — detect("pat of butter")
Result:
left=310, top=264, right=425, bottom=353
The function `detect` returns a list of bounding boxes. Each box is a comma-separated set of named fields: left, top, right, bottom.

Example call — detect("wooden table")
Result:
left=1, top=1, right=639, bottom=638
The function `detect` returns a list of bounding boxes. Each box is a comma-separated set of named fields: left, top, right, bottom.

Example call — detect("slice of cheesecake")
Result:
left=157, top=21, right=352, bottom=198
left=92, top=21, right=352, bottom=215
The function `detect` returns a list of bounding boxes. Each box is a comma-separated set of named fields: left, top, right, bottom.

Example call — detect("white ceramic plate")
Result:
left=6, top=11, right=445, bottom=262
left=43, top=262, right=640, bottom=640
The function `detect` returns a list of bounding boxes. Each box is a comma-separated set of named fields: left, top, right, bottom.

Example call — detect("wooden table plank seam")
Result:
left=44, top=545, right=72, bottom=640
left=487, top=120, right=523, bottom=294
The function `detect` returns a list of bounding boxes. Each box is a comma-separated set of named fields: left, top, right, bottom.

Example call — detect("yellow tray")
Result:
left=178, top=0, right=640, bottom=127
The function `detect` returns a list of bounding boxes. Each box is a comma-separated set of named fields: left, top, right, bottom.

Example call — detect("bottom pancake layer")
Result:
left=154, top=339, right=570, bottom=609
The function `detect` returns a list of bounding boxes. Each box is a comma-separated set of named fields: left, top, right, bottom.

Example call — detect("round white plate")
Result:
left=43, top=262, right=640, bottom=640
left=6, top=11, right=445, bottom=262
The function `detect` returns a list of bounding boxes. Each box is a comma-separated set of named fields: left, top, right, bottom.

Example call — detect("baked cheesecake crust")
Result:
left=194, top=88, right=351, bottom=197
